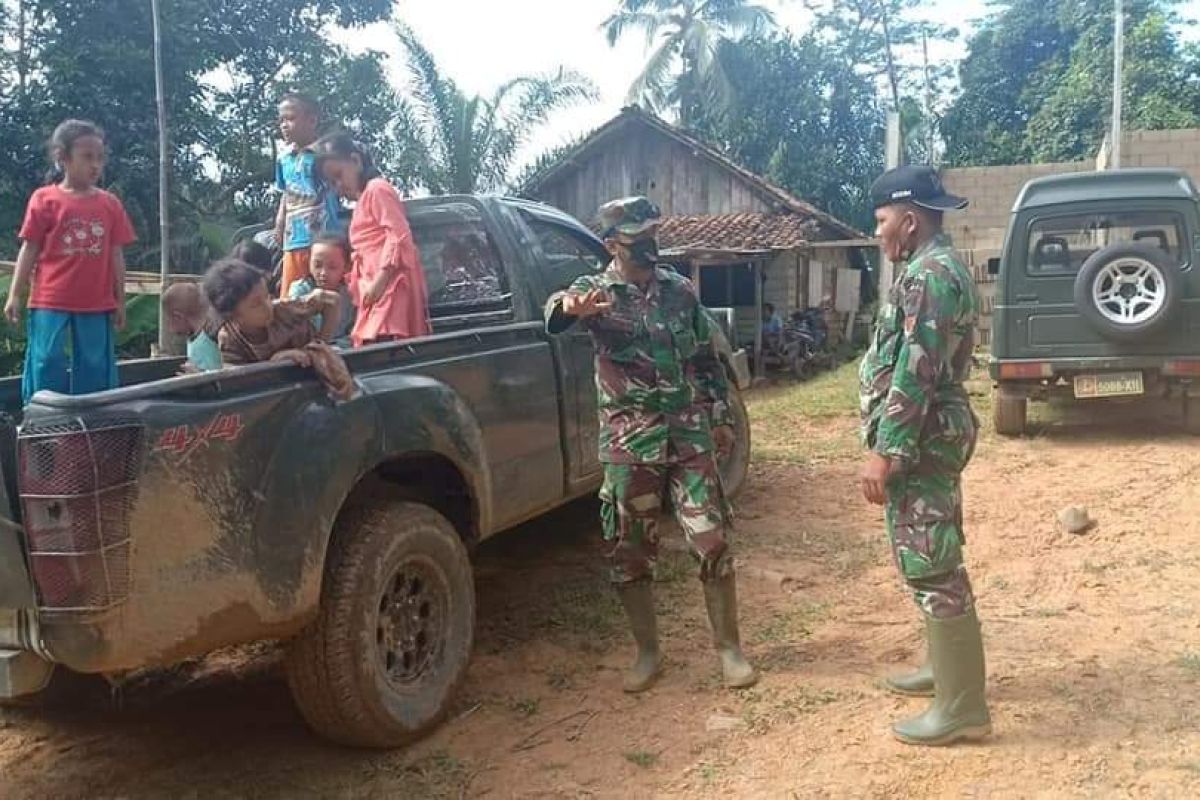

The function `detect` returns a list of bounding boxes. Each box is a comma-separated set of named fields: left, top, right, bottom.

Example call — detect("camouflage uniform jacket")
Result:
left=546, top=265, right=734, bottom=465
left=859, top=233, right=980, bottom=465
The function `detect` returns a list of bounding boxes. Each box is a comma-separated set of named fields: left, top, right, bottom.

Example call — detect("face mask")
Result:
left=626, top=238, right=659, bottom=268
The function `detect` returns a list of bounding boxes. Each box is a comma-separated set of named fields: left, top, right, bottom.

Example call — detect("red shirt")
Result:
left=19, top=185, right=136, bottom=312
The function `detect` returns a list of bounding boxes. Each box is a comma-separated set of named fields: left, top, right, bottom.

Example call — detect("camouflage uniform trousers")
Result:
left=599, top=451, right=734, bottom=585
left=883, top=404, right=979, bottom=618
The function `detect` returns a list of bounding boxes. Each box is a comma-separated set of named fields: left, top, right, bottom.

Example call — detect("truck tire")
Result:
left=993, top=386, right=1027, bottom=437
left=285, top=501, right=474, bottom=749
left=719, top=388, right=751, bottom=499
left=1074, top=243, right=1181, bottom=342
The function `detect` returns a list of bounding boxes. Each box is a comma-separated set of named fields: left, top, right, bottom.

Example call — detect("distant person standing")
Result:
left=274, top=92, right=342, bottom=298
left=859, top=165, right=990, bottom=746
left=5, top=119, right=135, bottom=403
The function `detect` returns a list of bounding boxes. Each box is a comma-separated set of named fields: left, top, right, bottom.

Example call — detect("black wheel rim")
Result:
left=375, top=558, right=447, bottom=688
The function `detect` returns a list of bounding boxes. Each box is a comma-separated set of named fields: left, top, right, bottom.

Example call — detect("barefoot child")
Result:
left=162, top=282, right=222, bottom=372
left=4, top=119, right=135, bottom=403
left=274, top=93, right=341, bottom=298
left=313, top=133, right=431, bottom=347
left=287, top=230, right=355, bottom=345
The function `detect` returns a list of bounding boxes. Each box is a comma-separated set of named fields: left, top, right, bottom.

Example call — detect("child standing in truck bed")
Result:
left=5, top=119, right=135, bottom=403
left=313, top=133, right=431, bottom=347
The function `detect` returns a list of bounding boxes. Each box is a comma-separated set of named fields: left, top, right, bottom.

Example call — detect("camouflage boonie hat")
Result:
left=598, top=196, right=661, bottom=238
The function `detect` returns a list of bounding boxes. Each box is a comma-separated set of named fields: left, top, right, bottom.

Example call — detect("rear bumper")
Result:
left=990, top=356, right=1200, bottom=383
left=0, top=648, right=53, bottom=698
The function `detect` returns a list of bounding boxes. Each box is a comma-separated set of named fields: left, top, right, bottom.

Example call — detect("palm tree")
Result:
left=602, top=0, right=775, bottom=126
left=393, top=25, right=597, bottom=194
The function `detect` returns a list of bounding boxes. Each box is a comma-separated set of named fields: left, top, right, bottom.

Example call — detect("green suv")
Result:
left=989, top=168, right=1200, bottom=435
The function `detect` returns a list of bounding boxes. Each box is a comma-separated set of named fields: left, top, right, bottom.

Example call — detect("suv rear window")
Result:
left=1026, top=210, right=1186, bottom=275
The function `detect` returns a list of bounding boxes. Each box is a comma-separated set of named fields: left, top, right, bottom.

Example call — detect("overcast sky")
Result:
left=335, top=0, right=1190, bottom=172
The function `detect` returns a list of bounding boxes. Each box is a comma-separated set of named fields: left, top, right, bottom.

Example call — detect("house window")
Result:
left=697, top=263, right=759, bottom=307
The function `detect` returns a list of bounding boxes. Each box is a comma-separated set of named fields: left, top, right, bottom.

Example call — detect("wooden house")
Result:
left=522, top=107, right=874, bottom=374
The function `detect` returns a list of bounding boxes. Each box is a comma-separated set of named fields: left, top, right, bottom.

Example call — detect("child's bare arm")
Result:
left=274, top=194, right=287, bottom=246
left=270, top=348, right=312, bottom=367
left=4, top=241, right=39, bottom=325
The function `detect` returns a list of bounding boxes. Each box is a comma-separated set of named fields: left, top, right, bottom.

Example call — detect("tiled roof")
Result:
left=657, top=212, right=819, bottom=251
left=522, top=106, right=864, bottom=240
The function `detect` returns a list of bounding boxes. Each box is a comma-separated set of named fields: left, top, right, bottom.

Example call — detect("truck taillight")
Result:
left=998, top=362, right=1053, bottom=380
left=1163, top=360, right=1200, bottom=377
left=18, top=420, right=144, bottom=612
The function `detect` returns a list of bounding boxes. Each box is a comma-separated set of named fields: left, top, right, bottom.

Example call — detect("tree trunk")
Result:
left=879, top=3, right=902, bottom=113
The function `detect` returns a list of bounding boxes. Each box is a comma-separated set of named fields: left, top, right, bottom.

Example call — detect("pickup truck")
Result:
left=0, top=196, right=751, bottom=748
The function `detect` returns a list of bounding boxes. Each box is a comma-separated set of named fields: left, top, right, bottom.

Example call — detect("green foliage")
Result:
left=602, top=0, right=775, bottom=125
left=689, top=34, right=884, bottom=231
left=0, top=276, right=164, bottom=376
left=393, top=24, right=597, bottom=194
left=0, top=0, right=395, bottom=267
left=942, top=0, right=1200, bottom=166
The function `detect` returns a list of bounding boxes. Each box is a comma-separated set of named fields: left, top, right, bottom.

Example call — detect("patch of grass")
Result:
left=543, top=581, right=623, bottom=641
left=741, top=685, right=846, bottom=734
left=753, top=603, right=828, bottom=643
left=388, top=751, right=470, bottom=799
left=1175, top=651, right=1200, bottom=675
left=697, top=760, right=725, bottom=786
left=989, top=575, right=1010, bottom=591
left=624, top=750, right=659, bottom=768
left=654, top=551, right=693, bottom=586
left=507, top=696, right=540, bottom=718
left=747, top=361, right=862, bottom=465
left=546, top=664, right=578, bottom=691
left=1083, top=560, right=1114, bottom=576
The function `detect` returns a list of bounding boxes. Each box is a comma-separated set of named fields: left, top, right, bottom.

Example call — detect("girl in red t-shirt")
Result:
left=5, top=120, right=135, bottom=403
left=313, top=134, right=431, bottom=347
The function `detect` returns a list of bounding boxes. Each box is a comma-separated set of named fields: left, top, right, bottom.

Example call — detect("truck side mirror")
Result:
left=987, top=257, right=1001, bottom=276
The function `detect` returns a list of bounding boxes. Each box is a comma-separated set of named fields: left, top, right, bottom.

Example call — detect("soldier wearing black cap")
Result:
left=858, top=165, right=991, bottom=746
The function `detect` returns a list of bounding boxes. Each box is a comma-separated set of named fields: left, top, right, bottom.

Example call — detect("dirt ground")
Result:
left=3, top=371, right=1200, bottom=799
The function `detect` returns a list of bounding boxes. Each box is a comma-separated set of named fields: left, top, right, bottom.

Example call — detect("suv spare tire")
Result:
left=1073, top=243, right=1181, bottom=343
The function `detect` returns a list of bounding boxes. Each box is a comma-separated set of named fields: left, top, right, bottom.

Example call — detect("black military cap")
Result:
left=870, top=165, right=968, bottom=211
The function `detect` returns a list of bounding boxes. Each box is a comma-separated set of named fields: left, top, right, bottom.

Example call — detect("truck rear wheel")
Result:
left=993, top=386, right=1028, bottom=437
left=719, top=388, right=751, bottom=499
left=285, top=500, right=475, bottom=748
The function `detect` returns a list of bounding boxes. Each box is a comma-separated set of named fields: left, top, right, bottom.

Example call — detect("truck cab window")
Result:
left=523, top=217, right=610, bottom=291
left=411, top=218, right=513, bottom=320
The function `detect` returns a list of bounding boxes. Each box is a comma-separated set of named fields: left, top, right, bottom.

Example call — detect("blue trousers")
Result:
left=22, top=310, right=118, bottom=404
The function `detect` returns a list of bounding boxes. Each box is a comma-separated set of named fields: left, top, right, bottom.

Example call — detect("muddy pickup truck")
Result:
left=0, top=196, right=751, bottom=747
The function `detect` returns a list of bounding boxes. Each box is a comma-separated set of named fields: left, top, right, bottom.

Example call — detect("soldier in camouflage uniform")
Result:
left=859, top=166, right=992, bottom=746
left=545, top=196, right=757, bottom=693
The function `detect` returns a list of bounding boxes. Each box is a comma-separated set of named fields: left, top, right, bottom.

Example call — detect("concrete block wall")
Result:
left=938, top=127, right=1200, bottom=345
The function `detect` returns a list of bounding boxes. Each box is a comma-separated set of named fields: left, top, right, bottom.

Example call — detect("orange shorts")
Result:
left=280, top=248, right=312, bottom=299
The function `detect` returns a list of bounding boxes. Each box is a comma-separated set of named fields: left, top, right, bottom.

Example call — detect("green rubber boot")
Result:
left=884, top=644, right=934, bottom=697
left=702, top=573, right=759, bottom=689
left=892, top=611, right=992, bottom=746
left=616, top=582, right=664, bottom=693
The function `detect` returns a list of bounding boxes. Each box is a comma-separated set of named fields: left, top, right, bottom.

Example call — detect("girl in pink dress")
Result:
left=313, top=134, right=431, bottom=346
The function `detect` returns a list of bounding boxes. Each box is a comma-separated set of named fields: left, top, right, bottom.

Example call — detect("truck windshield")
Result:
left=1026, top=210, right=1186, bottom=275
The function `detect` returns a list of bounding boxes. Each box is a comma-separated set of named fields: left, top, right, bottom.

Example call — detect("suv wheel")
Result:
left=993, top=385, right=1027, bottom=437
left=285, top=500, right=474, bottom=748
left=1074, top=243, right=1181, bottom=342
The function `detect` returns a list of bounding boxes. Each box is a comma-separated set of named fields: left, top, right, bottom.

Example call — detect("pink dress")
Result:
left=347, top=178, right=432, bottom=346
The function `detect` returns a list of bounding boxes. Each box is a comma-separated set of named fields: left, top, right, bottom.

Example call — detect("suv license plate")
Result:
left=1074, top=371, right=1144, bottom=399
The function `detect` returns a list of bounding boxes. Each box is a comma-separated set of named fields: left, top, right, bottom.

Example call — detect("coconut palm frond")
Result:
left=601, top=9, right=666, bottom=49
left=625, top=33, right=681, bottom=111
